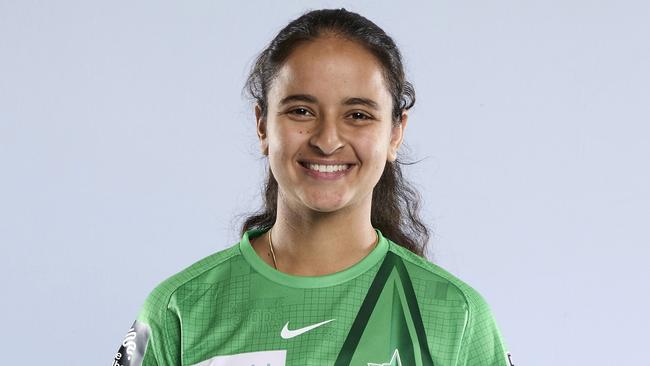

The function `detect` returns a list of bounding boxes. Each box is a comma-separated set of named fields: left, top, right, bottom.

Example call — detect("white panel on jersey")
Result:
left=190, top=349, right=287, bottom=366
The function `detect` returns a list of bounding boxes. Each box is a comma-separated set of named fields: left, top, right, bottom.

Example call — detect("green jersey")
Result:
left=113, top=227, right=513, bottom=366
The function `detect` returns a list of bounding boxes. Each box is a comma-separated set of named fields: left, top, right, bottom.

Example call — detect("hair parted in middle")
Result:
left=239, top=8, right=431, bottom=257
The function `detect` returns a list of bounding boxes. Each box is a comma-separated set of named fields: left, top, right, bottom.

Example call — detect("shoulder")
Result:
left=116, top=242, right=242, bottom=365
left=387, top=240, right=510, bottom=363
left=138, top=242, right=242, bottom=319
left=387, top=240, right=493, bottom=312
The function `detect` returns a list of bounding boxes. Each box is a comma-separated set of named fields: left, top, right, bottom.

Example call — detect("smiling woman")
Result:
left=250, top=34, right=403, bottom=265
left=112, top=8, right=513, bottom=366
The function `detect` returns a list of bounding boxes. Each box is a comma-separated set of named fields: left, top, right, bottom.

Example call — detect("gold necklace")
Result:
left=268, top=226, right=278, bottom=269
left=267, top=226, right=379, bottom=271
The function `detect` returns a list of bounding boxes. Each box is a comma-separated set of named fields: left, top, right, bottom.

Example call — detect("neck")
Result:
left=268, top=193, right=378, bottom=276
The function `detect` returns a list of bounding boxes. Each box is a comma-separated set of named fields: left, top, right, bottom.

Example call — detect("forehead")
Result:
left=269, top=36, right=391, bottom=107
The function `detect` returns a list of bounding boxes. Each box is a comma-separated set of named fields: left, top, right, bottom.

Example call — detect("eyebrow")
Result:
left=279, top=94, right=380, bottom=111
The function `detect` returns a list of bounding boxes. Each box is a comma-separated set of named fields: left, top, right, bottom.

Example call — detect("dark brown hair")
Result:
left=239, top=8, right=431, bottom=256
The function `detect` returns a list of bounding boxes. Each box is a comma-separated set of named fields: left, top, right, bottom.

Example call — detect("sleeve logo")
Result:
left=113, top=320, right=151, bottom=366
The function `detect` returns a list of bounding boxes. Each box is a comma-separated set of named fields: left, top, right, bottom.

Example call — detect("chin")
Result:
left=308, top=205, right=347, bottom=214
left=302, top=194, right=350, bottom=213
left=304, top=200, right=346, bottom=213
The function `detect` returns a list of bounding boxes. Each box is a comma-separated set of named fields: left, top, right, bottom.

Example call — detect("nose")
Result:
left=308, top=115, right=345, bottom=155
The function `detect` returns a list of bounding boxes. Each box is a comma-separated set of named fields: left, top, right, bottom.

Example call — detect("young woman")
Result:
left=113, top=8, right=513, bottom=366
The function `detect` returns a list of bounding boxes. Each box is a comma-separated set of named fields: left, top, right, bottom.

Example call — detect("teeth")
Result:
left=306, top=163, right=350, bottom=173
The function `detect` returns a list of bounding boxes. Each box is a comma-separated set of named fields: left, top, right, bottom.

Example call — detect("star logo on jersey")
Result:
left=368, top=349, right=402, bottom=366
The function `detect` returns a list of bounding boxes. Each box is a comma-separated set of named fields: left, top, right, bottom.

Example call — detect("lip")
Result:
left=297, top=161, right=355, bottom=180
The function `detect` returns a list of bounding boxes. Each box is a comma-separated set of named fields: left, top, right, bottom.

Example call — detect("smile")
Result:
left=303, top=163, right=350, bottom=172
left=298, top=161, right=355, bottom=180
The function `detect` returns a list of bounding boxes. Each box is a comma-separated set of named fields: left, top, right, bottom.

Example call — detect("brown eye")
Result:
left=350, top=112, right=372, bottom=120
left=289, top=108, right=313, bottom=117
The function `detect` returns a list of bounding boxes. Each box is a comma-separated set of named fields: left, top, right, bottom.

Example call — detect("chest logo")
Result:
left=334, top=252, right=435, bottom=366
left=280, top=319, right=335, bottom=339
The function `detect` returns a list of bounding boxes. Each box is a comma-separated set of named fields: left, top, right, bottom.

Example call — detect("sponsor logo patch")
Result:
left=113, top=320, right=151, bottom=366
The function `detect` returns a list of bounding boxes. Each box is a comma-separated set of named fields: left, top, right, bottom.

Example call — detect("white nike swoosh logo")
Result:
left=280, top=319, right=335, bottom=339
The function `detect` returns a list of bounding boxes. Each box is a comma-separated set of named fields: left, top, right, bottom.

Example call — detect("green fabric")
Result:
left=114, top=227, right=511, bottom=366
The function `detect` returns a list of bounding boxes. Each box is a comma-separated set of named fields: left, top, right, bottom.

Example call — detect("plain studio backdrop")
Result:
left=1, top=1, right=649, bottom=364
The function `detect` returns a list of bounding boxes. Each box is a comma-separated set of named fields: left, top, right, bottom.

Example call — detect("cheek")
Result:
left=356, top=138, right=387, bottom=171
left=268, top=125, right=307, bottom=160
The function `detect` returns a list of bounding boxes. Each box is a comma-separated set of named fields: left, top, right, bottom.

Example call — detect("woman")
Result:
left=113, top=8, right=513, bottom=366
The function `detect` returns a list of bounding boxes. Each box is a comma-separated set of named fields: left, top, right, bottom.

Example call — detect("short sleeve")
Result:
left=456, top=291, right=513, bottom=366
left=112, top=286, right=182, bottom=366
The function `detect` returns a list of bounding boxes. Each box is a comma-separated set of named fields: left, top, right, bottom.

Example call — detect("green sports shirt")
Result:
left=112, top=227, right=514, bottom=366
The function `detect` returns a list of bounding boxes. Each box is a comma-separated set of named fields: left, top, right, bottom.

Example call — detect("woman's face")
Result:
left=256, top=35, right=407, bottom=215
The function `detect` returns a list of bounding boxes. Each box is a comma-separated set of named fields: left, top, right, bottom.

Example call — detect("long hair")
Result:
left=239, top=8, right=431, bottom=257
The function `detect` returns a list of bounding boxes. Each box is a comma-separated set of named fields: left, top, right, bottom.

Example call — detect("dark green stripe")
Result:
left=394, top=253, right=435, bottom=366
left=334, top=251, right=395, bottom=365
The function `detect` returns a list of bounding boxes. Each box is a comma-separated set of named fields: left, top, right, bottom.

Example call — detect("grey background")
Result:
left=1, top=1, right=648, bottom=364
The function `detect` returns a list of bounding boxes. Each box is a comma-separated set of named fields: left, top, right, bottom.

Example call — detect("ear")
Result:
left=255, top=104, right=269, bottom=156
left=387, top=110, right=408, bottom=162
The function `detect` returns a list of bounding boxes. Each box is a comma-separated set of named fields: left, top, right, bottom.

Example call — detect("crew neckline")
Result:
left=239, top=227, right=389, bottom=288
